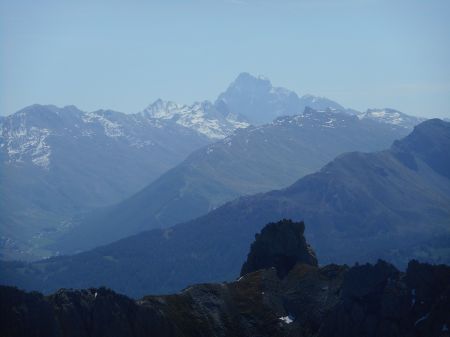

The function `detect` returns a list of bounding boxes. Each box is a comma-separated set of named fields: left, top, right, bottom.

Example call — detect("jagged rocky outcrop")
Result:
left=1, top=220, right=449, bottom=337
left=240, top=219, right=318, bottom=277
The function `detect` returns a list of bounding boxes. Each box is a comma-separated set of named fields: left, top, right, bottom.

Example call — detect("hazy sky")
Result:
left=1, top=0, right=450, bottom=118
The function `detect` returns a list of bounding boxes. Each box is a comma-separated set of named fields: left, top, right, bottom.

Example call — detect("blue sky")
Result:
left=1, top=0, right=449, bottom=118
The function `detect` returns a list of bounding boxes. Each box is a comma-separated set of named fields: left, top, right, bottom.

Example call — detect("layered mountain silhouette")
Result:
left=1, top=119, right=448, bottom=297
left=0, top=102, right=245, bottom=260
left=55, top=107, right=413, bottom=254
left=1, top=220, right=449, bottom=337
left=1, top=73, right=424, bottom=261
left=215, top=73, right=423, bottom=128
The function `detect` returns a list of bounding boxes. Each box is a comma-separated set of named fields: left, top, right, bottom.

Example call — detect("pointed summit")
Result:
left=216, top=73, right=346, bottom=125
left=216, top=72, right=300, bottom=125
left=229, top=72, right=272, bottom=92
left=142, top=99, right=180, bottom=119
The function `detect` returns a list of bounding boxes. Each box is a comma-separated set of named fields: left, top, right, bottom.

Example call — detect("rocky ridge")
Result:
left=1, top=220, right=449, bottom=337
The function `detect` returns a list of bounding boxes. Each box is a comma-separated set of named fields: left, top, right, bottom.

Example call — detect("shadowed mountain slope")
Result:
left=0, top=101, right=243, bottom=260
left=56, top=107, right=412, bottom=254
left=0, top=119, right=448, bottom=297
left=1, top=73, right=423, bottom=261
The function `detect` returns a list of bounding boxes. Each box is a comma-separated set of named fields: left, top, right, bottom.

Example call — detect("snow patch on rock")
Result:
left=279, top=315, right=294, bottom=324
left=2, top=121, right=52, bottom=170
left=82, top=112, right=124, bottom=137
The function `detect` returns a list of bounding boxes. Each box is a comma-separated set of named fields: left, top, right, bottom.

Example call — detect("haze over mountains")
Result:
left=0, top=72, right=424, bottom=261
left=3, top=0, right=449, bottom=333
left=2, top=119, right=448, bottom=297
left=57, top=107, right=414, bottom=254
left=216, top=72, right=345, bottom=125
left=216, top=73, right=422, bottom=127
left=0, top=100, right=247, bottom=260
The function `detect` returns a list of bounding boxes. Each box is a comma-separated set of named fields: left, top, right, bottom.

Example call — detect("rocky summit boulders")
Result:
left=240, top=219, right=318, bottom=278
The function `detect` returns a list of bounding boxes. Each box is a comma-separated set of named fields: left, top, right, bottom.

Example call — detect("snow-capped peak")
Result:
left=226, top=72, right=272, bottom=93
left=0, top=107, right=56, bottom=170
left=142, top=99, right=182, bottom=119
left=141, top=99, right=249, bottom=140
left=359, top=108, right=424, bottom=129
left=1, top=100, right=250, bottom=170
left=364, top=108, right=402, bottom=121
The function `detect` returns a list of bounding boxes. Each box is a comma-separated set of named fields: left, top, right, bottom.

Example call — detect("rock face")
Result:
left=320, top=260, right=450, bottom=337
left=240, top=219, right=318, bottom=277
left=1, top=220, right=449, bottom=337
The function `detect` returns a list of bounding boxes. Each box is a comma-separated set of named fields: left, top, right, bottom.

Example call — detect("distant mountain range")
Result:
left=1, top=119, right=448, bottom=297
left=216, top=72, right=344, bottom=125
left=0, top=72, right=426, bottom=261
left=55, top=107, right=414, bottom=254
left=142, top=99, right=249, bottom=139
left=0, top=101, right=247, bottom=260
left=216, top=72, right=423, bottom=128
left=358, top=108, right=425, bottom=129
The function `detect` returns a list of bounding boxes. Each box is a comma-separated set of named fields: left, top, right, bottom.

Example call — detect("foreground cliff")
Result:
left=1, top=220, right=449, bottom=337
